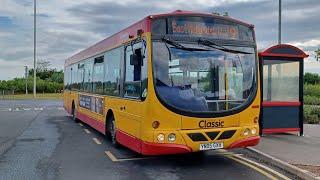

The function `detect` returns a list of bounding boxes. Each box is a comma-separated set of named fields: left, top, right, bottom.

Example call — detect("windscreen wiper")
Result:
left=161, top=38, right=210, bottom=51
left=198, top=39, right=252, bottom=54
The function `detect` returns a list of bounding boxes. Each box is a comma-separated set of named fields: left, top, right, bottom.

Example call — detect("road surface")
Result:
left=0, top=100, right=293, bottom=180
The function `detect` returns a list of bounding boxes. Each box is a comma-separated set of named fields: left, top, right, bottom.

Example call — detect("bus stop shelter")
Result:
left=259, top=44, right=308, bottom=136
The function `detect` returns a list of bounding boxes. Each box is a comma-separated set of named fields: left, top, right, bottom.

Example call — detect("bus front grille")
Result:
left=217, top=130, right=236, bottom=140
left=187, top=133, right=208, bottom=141
left=205, top=131, right=220, bottom=140
left=186, top=130, right=237, bottom=142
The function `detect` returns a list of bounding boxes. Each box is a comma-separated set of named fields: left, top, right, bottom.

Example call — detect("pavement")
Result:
left=253, top=124, right=320, bottom=177
left=0, top=100, right=295, bottom=180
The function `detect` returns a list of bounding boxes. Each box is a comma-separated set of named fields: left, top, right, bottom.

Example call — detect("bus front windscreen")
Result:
left=153, top=41, right=257, bottom=114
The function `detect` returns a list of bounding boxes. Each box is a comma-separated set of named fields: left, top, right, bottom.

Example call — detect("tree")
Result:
left=28, top=60, right=63, bottom=83
left=0, top=59, right=64, bottom=93
left=50, top=71, right=64, bottom=84
left=315, top=48, right=320, bottom=62
left=37, top=60, right=51, bottom=72
left=305, top=72, right=320, bottom=85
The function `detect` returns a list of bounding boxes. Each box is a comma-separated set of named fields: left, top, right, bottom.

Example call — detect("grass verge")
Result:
left=0, top=93, right=63, bottom=100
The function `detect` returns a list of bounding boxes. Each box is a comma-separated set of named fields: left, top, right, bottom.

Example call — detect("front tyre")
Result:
left=109, top=116, right=119, bottom=147
left=72, top=105, right=79, bottom=123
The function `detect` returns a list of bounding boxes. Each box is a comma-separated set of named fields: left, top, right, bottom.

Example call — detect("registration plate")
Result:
left=199, top=142, right=224, bottom=151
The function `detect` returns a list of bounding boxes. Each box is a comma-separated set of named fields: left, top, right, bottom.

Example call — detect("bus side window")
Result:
left=84, top=59, right=94, bottom=92
left=104, top=47, right=121, bottom=96
left=124, top=42, right=147, bottom=99
left=92, top=56, right=104, bottom=94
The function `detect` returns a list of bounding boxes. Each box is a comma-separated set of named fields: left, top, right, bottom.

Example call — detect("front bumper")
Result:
left=140, top=136, right=260, bottom=155
left=141, top=142, right=192, bottom=155
left=227, top=136, right=260, bottom=149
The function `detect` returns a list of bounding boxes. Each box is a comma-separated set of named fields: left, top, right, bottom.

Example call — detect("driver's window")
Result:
left=124, top=42, right=147, bottom=99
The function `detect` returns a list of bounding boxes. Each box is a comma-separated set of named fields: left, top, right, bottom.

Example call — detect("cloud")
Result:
left=0, top=0, right=319, bottom=80
left=0, top=59, right=27, bottom=80
left=290, top=39, right=320, bottom=50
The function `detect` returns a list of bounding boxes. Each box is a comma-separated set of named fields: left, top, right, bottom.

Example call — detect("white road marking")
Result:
left=0, top=107, right=48, bottom=112
left=92, top=138, right=102, bottom=145
left=34, top=107, right=43, bottom=111
left=54, top=120, right=65, bottom=122
left=79, top=123, right=84, bottom=127
left=57, top=107, right=64, bottom=110
left=84, top=129, right=91, bottom=134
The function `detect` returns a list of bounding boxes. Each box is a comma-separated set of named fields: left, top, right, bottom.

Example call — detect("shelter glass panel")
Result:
left=263, top=60, right=299, bottom=102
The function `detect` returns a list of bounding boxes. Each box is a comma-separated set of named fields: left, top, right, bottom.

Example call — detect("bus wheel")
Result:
left=72, top=104, right=79, bottom=122
left=109, top=116, right=119, bottom=147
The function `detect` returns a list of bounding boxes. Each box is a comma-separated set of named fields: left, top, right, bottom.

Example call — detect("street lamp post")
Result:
left=24, top=66, right=28, bottom=95
left=33, top=0, right=37, bottom=98
left=278, top=0, right=282, bottom=44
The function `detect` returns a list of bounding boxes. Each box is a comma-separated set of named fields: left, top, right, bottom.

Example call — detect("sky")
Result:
left=0, top=0, right=319, bottom=80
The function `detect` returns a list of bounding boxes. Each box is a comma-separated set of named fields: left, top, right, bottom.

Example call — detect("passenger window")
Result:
left=93, top=56, right=104, bottom=94
left=78, top=63, right=85, bottom=91
left=124, top=42, right=147, bottom=99
left=104, top=47, right=122, bottom=96
left=84, top=59, right=93, bottom=92
left=71, top=64, right=78, bottom=91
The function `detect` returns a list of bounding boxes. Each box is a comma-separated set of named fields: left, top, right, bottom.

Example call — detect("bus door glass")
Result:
left=117, top=41, right=147, bottom=138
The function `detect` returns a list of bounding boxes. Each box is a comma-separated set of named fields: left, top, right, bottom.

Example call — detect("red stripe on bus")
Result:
left=262, top=128, right=300, bottom=134
left=141, top=142, right=192, bottom=155
left=262, top=101, right=301, bottom=107
left=116, top=129, right=142, bottom=153
left=77, top=111, right=105, bottom=135
left=228, top=136, right=260, bottom=149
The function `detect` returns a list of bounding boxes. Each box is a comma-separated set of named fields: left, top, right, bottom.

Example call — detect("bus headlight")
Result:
left=168, top=133, right=176, bottom=142
left=157, top=133, right=165, bottom=142
left=251, top=128, right=257, bottom=135
left=243, top=128, right=250, bottom=136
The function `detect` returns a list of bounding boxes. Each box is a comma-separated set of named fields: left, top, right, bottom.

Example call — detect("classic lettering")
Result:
left=199, top=120, right=224, bottom=128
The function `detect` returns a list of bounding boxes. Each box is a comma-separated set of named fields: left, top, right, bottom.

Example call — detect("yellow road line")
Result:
left=218, top=149, right=289, bottom=179
left=217, top=149, right=228, bottom=153
left=116, top=157, right=154, bottom=162
left=233, top=154, right=291, bottom=180
left=93, top=138, right=102, bottom=145
left=105, top=151, right=154, bottom=162
left=226, top=155, right=278, bottom=180
left=79, top=123, right=83, bottom=127
left=214, top=152, right=242, bottom=156
left=84, top=129, right=91, bottom=134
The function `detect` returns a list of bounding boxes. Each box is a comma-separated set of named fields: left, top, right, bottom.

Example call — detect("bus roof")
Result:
left=65, top=10, right=253, bottom=67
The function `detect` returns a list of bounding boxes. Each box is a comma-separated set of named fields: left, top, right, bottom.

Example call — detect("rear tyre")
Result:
left=108, top=115, right=119, bottom=147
